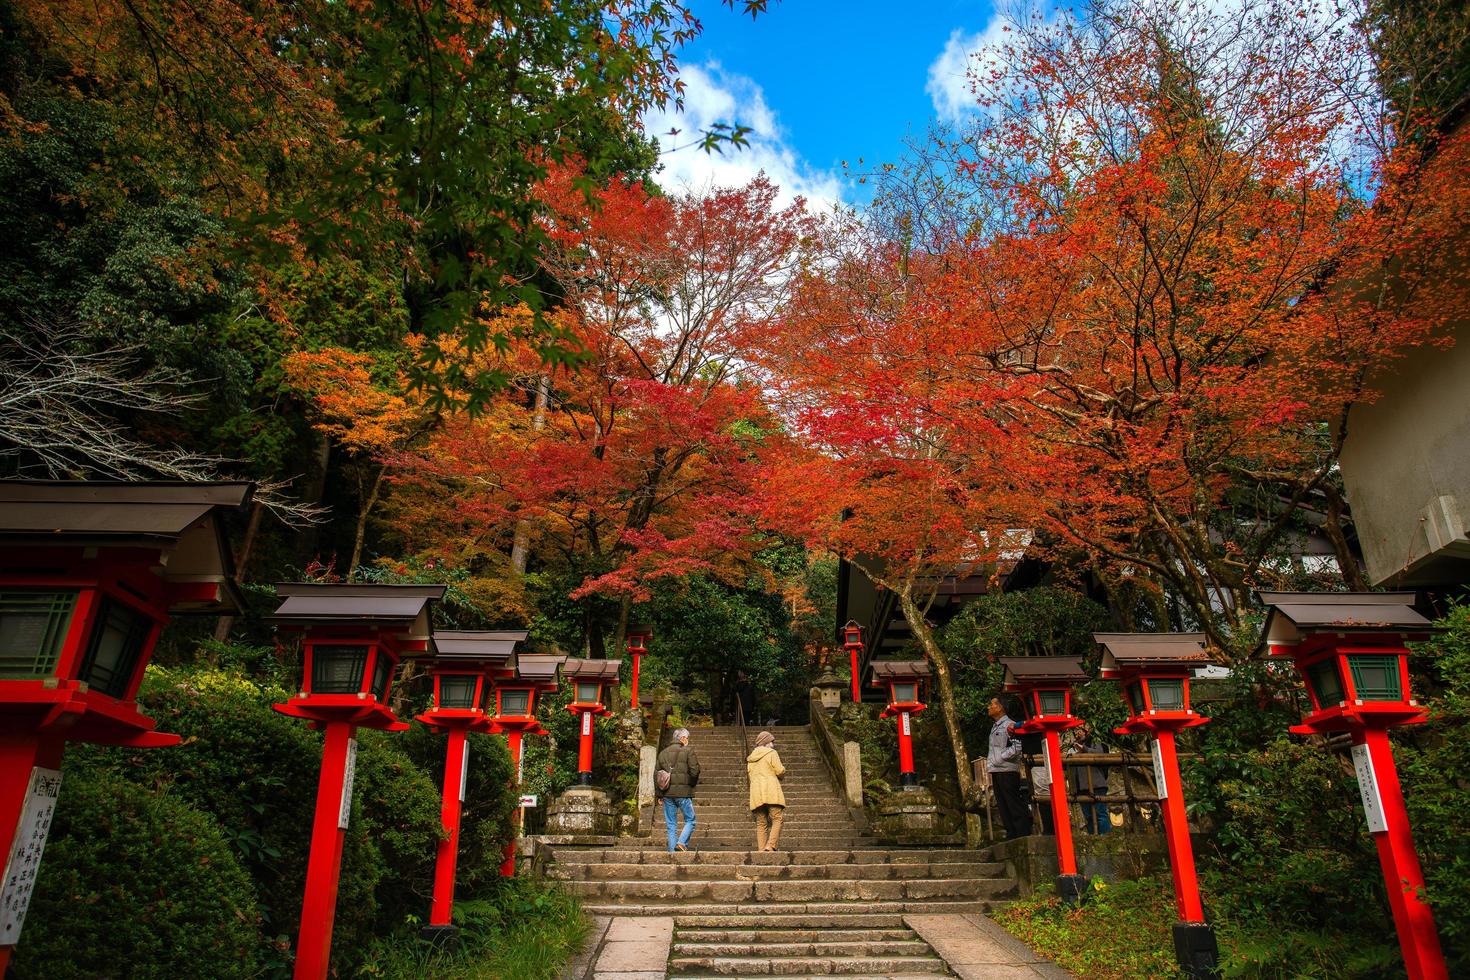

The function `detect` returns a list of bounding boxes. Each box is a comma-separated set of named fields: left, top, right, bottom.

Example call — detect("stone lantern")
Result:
left=487, top=651, right=560, bottom=877
left=545, top=658, right=622, bottom=841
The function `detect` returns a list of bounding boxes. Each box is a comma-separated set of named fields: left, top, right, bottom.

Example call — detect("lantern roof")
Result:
left=0, top=480, right=253, bottom=613
left=511, top=652, right=564, bottom=689
left=1094, top=633, right=1212, bottom=676
left=626, top=624, right=653, bottom=639
left=998, top=656, right=1089, bottom=687
left=868, top=660, right=930, bottom=685
left=562, top=658, right=623, bottom=683
left=269, top=583, right=444, bottom=640
left=430, top=629, right=526, bottom=665
left=1257, top=591, right=1432, bottom=650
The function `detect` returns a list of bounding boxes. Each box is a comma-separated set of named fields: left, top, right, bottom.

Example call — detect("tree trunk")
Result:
left=510, top=373, right=551, bottom=574
left=897, top=588, right=979, bottom=846
left=1322, top=484, right=1369, bottom=592
left=213, top=500, right=265, bottom=642
left=348, top=465, right=386, bottom=580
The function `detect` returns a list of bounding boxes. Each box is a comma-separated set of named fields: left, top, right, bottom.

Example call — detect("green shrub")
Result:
left=359, top=879, right=586, bottom=980
left=15, top=769, right=258, bottom=980
left=397, top=723, right=517, bottom=897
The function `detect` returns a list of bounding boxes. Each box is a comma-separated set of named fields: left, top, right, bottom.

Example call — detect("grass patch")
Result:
left=995, top=875, right=1401, bottom=979
left=357, top=879, right=587, bottom=979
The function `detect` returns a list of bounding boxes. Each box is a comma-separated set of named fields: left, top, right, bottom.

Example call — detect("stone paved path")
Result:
left=556, top=725, right=1072, bottom=978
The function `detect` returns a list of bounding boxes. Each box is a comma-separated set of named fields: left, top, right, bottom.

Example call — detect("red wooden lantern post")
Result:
left=562, top=658, right=622, bottom=786
left=0, top=481, right=251, bottom=972
left=869, top=661, right=930, bottom=787
left=270, top=584, right=444, bottom=980
left=999, top=656, right=1090, bottom=904
left=842, top=620, right=865, bottom=705
left=417, top=630, right=525, bottom=940
left=626, top=625, right=651, bottom=711
left=1095, top=632, right=1219, bottom=978
left=488, top=652, right=560, bottom=877
left=1260, top=592, right=1447, bottom=980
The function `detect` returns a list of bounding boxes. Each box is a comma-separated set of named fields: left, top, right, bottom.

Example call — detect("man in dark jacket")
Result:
left=656, top=728, right=700, bottom=852
left=1069, top=724, right=1112, bottom=835
left=987, top=697, right=1032, bottom=840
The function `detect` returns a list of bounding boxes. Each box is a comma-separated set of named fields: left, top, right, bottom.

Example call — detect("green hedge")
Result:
left=14, top=661, right=522, bottom=977
left=16, top=769, right=259, bottom=980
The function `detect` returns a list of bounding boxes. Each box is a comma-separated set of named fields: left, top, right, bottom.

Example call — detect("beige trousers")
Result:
left=753, top=804, right=785, bottom=850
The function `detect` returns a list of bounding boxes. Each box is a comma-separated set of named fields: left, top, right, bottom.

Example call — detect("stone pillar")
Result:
left=545, top=786, right=617, bottom=838
left=872, top=786, right=960, bottom=844
left=638, top=744, right=657, bottom=810
left=842, top=741, right=863, bottom=809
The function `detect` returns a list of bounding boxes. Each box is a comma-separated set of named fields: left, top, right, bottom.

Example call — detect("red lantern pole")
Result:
left=1153, top=729, right=1205, bottom=922
left=576, top=708, right=595, bottom=786
left=1042, top=728, right=1079, bottom=878
left=848, top=644, right=862, bottom=704
left=0, top=736, right=65, bottom=974
left=295, top=721, right=357, bottom=980
left=500, top=729, right=524, bottom=877
left=428, top=725, right=470, bottom=929
left=896, top=710, right=916, bottom=785
left=630, top=653, right=641, bottom=709
left=1358, top=727, right=1445, bottom=980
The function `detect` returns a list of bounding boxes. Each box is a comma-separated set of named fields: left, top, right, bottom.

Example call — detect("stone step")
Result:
left=667, top=955, right=948, bottom=975
left=578, top=899, right=993, bottom=921
left=549, top=847, right=997, bottom=865
left=671, top=974, right=953, bottom=979
left=674, top=929, right=916, bottom=943
left=671, top=940, right=934, bottom=958
left=550, top=861, right=1007, bottom=882
left=564, top=877, right=1013, bottom=902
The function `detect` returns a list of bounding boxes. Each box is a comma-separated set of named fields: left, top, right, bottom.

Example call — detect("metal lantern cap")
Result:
left=561, top=658, right=623, bottom=683
left=1094, top=633, right=1212, bottom=677
left=1258, top=591, right=1432, bottom=652
left=998, top=656, right=1089, bottom=688
left=430, top=629, right=526, bottom=667
left=269, top=583, right=445, bottom=640
left=0, top=479, right=253, bottom=614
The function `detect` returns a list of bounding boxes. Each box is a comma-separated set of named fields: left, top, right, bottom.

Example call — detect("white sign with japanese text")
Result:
left=582, top=713, right=592, bottom=736
left=459, top=744, right=470, bottom=803
left=519, top=795, right=538, bottom=808
left=1150, top=739, right=1168, bottom=799
left=0, top=767, right=63, bottom=943
left=338, top=738, right=358, bottom=830
left=900, top=712, right=911, bottom=737
left=1352, top=742, right=1388, bottom=833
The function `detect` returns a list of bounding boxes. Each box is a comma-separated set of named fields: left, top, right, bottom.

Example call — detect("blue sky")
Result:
left=645, top=0, right=1012, bottom=207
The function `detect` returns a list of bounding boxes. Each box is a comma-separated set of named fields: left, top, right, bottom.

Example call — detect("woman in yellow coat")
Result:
left=747, top=730, right=786, bottom=851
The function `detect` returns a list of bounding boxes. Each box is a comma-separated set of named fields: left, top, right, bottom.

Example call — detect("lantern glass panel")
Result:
left=0, top=590, right=78, bottom=679
left=312, top=645, right=369, bottom=694
left=1306, top=659, right=1345, bottom=707
left=499, top=688, right=531, bottom=716
left=438, top=674, right=478, bottom=709
left=370, top=652, right=393, bottom=701
left=1347, top=655, right=1402, bottom=702
left=1037, top=689, right=1067, bottom=715
left=1148, top=679, right=1185, bottom=711
left=576, top=681, right=600, bottom=704
left=1124, top=681, right=1145, bottom=716
left=893, top=681, right=917, bottom=704
left=77, top=598, right=151, bottom=698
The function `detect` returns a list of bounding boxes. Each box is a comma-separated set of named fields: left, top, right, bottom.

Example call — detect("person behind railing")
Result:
left=1070, top=722, right=1112, bottom=835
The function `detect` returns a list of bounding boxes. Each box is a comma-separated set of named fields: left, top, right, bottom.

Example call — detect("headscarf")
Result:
left=754, top=730, right=774, bottom=747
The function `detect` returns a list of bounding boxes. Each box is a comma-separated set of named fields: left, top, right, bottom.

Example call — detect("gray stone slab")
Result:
left=605, top=917, right=674, bottom=943
left=591, top=973, right=666, bottom=980
left=905, top=913, right=1074, bottom=979
left=595, top=941, right=671, bottom=972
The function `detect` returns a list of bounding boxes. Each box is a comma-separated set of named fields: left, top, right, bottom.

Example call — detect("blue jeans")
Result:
left=1084, top=801, right=1112, bottom=834
left=663, top=797, right=696, bottom=851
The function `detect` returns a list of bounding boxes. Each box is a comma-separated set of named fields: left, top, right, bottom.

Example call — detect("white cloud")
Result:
left=644, top=63, right=849, bottom=211
left=926, top=13, right=1020, bottom=122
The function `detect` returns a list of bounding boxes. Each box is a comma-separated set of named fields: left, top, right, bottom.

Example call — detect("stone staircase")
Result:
left=548, top=724, right=1018, bottom=978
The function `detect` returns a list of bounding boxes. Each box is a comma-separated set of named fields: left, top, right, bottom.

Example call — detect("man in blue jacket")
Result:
left=987, top=696, right=1032, bottom=839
